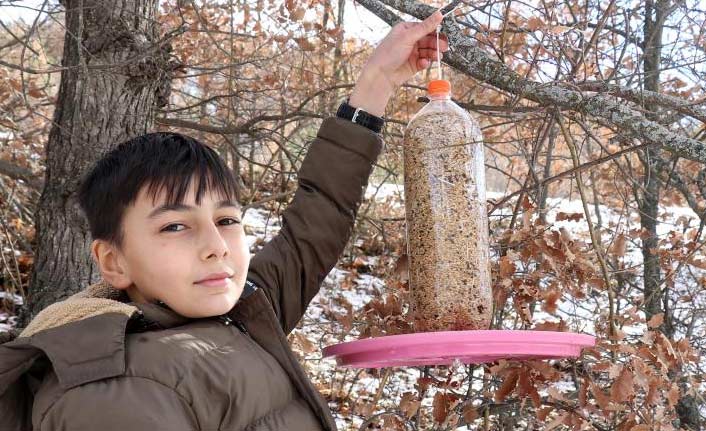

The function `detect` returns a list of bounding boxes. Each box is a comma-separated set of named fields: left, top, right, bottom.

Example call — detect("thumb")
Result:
left=409, top=10, right=443, bottom=40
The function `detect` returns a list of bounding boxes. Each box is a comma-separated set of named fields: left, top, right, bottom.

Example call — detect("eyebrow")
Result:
left=147, top=200, right=241, bottom=219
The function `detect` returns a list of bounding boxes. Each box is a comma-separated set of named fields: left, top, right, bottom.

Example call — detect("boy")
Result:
left=0, top=11, right=448, bottom=431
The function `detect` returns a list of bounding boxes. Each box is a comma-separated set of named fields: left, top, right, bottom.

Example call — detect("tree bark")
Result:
left=640, top=2, right=702, bottom=428
left=355, top=0, right=706, bottom=163
left=19, top=0, right=178, bottom=325
left=639, top=0, right=666, bottom=327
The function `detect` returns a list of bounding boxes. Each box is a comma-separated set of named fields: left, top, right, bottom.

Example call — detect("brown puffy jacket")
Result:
left=0, top=117, right=383, bottom=431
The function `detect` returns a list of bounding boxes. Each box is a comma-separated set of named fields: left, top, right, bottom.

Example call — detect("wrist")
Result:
left=349, top=67, right=394, bottom=117
left=336, top=100, right=385, bottom=134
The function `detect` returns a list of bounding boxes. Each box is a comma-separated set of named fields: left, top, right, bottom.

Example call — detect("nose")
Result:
left=199, top=224, right=229, bottom=261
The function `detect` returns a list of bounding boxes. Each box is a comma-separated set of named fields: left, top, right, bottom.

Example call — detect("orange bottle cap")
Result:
left=428, top=79, right=451, bottom=96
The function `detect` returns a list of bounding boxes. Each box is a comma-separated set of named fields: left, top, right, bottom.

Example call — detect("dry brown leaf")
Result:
left=556, top=212, right=583, bottom=222
left=325, top=27, right=343, bottom=37
left=667, top=385, right=680, bottom=407
left=499, top=255, right=516, bottom=278
left=611, top=367, right=635, bottom=403
left=294, top=37, right=316, bottom=51
left=545, top=412, right=569, bottom=430
left=548, top=25, right=571, bottom=34
left=537, top=406, right=553, bottom=421
left=399, top=392, right=420, bottom=418
left=462, top=405, right=478, bottom=423
left=542, top=288, right=561, bottom=314
left=611, top=233, right=627, bottom=257
left=534, top=320, right=568, bottom=332
left=290, top=6, right=305, bottom=21
left=516, top=369, right=532, bottom=400
left=590, top=383, right=611, bottom=411
left=432, top=392, right=449, bottom=424
left=527, top=16, right=544, bottom=31
left=495, top=370, right=519, bottom=402
left=357, top=401, right=374, bottom=416
left=28, top=87, right=44, bottom=98
left=546, top=387, right=565, bottom=402
left=579, top=379, right=588, bottom=407
left=645, top=380, right=660, bottom=406
left=631, top=359, right=651, bottom=390
left=647, top=313, right=664, bottom=328
left=393, top=254, right=409, bottom=282
left=608, top=364, right=623, bottom=379
left=243, top=4, right=250, bottom=24
left=293, top=332, right=316, bottom=353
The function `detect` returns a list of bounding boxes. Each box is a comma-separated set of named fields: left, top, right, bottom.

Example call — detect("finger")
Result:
left=418, top=48, right=442, bottom=61
left=417, top=58, right=431, bottom=70
left=422, top=9, right=443, bottom=29
left=409, top=10, right=443, bottom=39
left=417, top=40, right=449, bottom=55
left=417, top=35, right=434, bottom=50
left=418, top=33, right=449, bottom=51
left=423, top=31, right=448, bottom=41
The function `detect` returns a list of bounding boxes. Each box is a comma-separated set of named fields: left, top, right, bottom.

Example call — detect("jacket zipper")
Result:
left=234, top=320, right=249, bottom=335
left=217, top=315, right=249, bottom=335
left=217, top=315, right=233, bottom=326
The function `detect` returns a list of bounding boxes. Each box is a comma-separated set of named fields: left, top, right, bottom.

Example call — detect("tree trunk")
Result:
left=19, top=0, right=177, bottom=325
left=641, top=2, right=702, bottom=428
left=639, top=0, right=665, bottom=324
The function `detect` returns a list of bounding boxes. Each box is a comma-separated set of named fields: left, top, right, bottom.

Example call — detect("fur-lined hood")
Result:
left=0, top=280, right=192, bottom=392
left=8, top=280, right=194, bottom=341
left=18, top=280, right=138, bottom=338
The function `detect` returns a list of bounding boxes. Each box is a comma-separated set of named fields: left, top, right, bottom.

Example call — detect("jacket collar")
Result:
left=132, top=301, right=192, bottom=329
left=8, top=281, right=251, bottom=391
left=11, top=281, right=195, bottom=390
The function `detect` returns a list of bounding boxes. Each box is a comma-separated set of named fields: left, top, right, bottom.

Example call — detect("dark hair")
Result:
left=78, top=132, right=239, bottom=247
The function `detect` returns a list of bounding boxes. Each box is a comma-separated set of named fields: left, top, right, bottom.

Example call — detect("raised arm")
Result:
left=247, top=118, right=382, bottom=333
left=246, top=10, right=448, bottom=334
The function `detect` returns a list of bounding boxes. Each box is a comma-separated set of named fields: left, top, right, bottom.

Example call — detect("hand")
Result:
left=349, top=10, right=450, bottom=117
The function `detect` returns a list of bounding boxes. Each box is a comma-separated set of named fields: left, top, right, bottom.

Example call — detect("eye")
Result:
left=218, top=217, right=241, bottom=226
left=161, top=223, right=187, bottom=232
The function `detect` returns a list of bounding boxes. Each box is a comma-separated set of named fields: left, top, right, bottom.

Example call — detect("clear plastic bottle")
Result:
left=403, top=79, right=492, bottom=332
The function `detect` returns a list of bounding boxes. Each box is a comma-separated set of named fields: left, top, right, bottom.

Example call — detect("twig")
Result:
left=556, top=115, right=617, bottom=342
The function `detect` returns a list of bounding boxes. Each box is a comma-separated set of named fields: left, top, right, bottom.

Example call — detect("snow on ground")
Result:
left=0, top=291, right=22, bottom=332
left=0, top=313, right=18, bottom=333
left=1, top=182, right=702, bottom=425
left=273, top=182, right=704, bottom=427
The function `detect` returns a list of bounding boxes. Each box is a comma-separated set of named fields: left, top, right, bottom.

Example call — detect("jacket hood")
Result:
left=19, top=280, right=137, bottom=338
left=17, top=280, right=195, bottom=339
left=1, top=281, right=192, bottom=394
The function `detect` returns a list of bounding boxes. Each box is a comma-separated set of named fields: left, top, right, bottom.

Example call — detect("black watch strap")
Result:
left=336, top=100, right=385, bottom=134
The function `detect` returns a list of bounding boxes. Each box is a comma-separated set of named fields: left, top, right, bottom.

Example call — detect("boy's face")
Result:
left=94, top=178, right=250, bottom=318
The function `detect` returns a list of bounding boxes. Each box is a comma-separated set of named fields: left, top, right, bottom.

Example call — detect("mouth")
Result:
left=195, top=272, right=234, bottom=287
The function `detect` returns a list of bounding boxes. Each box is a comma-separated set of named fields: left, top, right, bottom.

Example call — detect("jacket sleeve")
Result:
left=246, top=117, right=383, bottom=334
left=38, top=376, right=200, bottom=431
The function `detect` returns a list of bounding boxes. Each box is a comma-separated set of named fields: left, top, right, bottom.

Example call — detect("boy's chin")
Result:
left=176, top=293, right=241, bottom=318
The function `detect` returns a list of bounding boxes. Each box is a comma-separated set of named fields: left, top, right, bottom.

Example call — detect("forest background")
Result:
left=0, top=0, right=705, bottom=429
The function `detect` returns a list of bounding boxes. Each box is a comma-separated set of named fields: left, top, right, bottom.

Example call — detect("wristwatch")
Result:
left=336, top=99, right=385, bottom=134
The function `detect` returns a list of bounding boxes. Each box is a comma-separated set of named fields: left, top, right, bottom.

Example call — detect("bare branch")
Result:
left=356, top=0, right=706, bottom=164
left=0, top=160, right=42, bottom=189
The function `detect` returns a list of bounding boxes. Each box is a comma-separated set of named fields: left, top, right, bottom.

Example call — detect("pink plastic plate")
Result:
left=322, top=330, right=595, bottom=368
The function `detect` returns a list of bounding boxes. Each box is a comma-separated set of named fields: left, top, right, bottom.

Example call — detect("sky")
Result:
left=0, top=0, right=393, bottom=43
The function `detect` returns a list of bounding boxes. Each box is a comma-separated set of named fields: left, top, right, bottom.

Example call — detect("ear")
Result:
left=91, top=239, right=132, bottom=290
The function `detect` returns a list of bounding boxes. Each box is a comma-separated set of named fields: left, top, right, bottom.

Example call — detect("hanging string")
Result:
left=436, top=26, right=442, bottom=80
left=435, top=6, right=460, bottom=81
